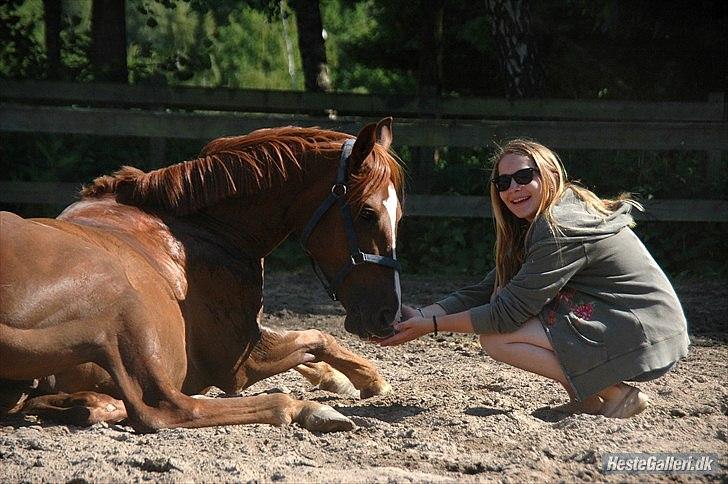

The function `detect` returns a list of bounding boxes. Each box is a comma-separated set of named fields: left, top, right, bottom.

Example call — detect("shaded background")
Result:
left=1, top=0, right=726, bottom=278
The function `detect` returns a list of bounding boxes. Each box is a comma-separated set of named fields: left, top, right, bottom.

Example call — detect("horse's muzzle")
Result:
left=344, top=308, right=398, bottom=339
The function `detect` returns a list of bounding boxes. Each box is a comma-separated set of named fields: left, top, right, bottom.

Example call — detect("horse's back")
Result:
left=0, top=211, right=134, bottom=330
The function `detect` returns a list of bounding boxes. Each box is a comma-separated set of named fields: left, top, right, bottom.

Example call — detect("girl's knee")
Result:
left=479, top=334, right=506, bottom=362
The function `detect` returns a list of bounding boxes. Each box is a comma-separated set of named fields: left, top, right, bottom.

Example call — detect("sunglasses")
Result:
left=491, top=167, right=539, bottom=192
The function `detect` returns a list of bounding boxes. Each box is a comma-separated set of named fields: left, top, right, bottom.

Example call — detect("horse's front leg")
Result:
left=245, top=327, right=391, bottom=399
left=97, top=302, right=354, bottom=433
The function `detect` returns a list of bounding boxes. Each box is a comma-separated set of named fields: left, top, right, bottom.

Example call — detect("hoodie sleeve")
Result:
left=464, top=221, right=587, bottom=334
left=436, top=268, right=497, bottom=313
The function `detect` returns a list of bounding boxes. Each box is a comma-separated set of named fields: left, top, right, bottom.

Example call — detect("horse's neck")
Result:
left=188, top=160, right=331, bottom=259
left=189, top=191, right=295, bottom=260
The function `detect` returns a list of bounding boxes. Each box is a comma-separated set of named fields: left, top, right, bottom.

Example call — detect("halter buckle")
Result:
left=351, top=251, right=366, bottom=265
left=331, top=184, right=347, bottom=197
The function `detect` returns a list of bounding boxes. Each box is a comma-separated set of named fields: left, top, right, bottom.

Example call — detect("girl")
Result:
left=380, top=140, right=690, bottom=418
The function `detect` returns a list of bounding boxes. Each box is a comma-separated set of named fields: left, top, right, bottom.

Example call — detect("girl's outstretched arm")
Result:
left=378, top=310, right=475, bottom=346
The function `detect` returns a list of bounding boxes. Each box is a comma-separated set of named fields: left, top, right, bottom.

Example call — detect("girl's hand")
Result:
left=378, top=317, right=432, bottom=346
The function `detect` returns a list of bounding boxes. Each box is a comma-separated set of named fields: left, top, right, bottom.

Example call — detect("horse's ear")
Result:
left=376, top=117, right=393, bottom=150
left=349, top=122, right=378, bottom=172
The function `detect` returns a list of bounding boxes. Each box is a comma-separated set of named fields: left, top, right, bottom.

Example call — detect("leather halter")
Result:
left=299, top=139, right=401, bottom=301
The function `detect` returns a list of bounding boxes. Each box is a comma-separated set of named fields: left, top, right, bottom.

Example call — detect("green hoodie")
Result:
left=436, top=188, right=690, bottom=399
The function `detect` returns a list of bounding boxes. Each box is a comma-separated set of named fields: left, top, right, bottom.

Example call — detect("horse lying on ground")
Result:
left=0, top=117, right=403, bottom=433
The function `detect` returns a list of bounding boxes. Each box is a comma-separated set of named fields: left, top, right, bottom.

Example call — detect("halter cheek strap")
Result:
left=299, top=139, right=401, bottom=301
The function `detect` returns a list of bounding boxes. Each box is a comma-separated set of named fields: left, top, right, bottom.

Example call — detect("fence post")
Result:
left=707, top=92, right=725, bottom=181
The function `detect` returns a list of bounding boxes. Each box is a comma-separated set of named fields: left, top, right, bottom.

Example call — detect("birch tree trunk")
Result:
left=484, top=0, right=544, bottom=98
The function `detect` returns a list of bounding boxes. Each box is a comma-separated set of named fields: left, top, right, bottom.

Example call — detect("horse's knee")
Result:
left=296, top=329, right=331, bottom=355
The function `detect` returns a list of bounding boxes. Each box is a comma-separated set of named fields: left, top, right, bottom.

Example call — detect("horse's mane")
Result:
left=80, top=126, right=404, bottom=215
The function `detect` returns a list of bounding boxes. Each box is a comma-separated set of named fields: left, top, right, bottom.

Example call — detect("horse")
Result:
left=0, top=117, right=403, bottom=433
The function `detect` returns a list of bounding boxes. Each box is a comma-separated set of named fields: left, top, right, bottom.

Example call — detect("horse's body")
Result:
left=0, top=119, right=402, bottom=432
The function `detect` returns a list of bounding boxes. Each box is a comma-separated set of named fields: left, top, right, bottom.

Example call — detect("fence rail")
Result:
left=2, top=80, right=725, bottom=121
left=1, top=81, right=725, bottom=222
left=1, top=182, right=725, bottom=223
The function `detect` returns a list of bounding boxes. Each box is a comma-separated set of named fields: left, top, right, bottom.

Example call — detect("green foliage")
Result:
left=127, top=1, right=300, bottom=88
left=0, top=0, right=45, bottom=79
left=398, top=217, right=496, bottom=275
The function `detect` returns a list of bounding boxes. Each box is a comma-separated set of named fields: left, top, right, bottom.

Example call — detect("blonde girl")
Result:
left=381, top=140, right=689, bottom=418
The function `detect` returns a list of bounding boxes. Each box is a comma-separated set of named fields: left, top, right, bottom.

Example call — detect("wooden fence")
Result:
left=1, top=80, right=726, bottom=222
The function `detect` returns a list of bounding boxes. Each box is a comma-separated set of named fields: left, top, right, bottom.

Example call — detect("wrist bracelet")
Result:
left=432, top=315, right=438, bottom=336
left=417, top=307, right=425, bottom=318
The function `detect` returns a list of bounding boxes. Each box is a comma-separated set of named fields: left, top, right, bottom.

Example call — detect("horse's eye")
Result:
left=360, top=207, right=376, bottom=222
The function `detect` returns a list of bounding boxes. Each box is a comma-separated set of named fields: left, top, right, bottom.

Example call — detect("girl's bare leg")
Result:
left=478, top=318, right=569, bottom=386
left=478, top=318, right=602, bottom=413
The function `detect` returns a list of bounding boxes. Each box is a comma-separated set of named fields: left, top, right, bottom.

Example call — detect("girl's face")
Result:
left=497, top=153, right=543, bottom=222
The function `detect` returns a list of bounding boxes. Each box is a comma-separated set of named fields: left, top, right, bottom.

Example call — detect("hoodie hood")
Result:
left=530, top=187, right=635, bottom=244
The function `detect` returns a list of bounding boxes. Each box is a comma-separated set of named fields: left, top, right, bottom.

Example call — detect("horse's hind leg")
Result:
left=20, top=391, right=127, bottom=426
left=0, top=379, right=37, bottom=416
left=244, top=327, right=390, bottom=399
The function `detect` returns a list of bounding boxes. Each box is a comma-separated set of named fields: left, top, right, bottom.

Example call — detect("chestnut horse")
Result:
left=0, top=118, right=403, bottom=433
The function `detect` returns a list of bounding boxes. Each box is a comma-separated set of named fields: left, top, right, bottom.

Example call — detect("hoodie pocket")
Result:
left=565, top=315, right=607, bottom=347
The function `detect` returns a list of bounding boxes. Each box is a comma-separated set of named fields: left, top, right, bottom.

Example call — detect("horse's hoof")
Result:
left=300, top=404, right=354, bottom=432
left=318, top=370, right=359, bottom=398
left=360, top=380, right=392, bottom=399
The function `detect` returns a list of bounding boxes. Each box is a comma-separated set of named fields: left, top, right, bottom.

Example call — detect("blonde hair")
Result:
left=489, top=139, right=640, bottom=287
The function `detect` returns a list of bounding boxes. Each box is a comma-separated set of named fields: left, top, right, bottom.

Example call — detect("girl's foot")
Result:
left=551, top=394, right=604, bottom=415
left=599, top=383, right=649, bottom=418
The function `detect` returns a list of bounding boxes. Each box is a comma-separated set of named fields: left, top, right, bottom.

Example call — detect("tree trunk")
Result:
left=43, top=0, right=62, bottom=80
left=417, top=0, right=444, bottom=98
left=90, top=0, right=128, bottom=83
left=289, top=0, right=331, bottom=92
left=484, top=0, right=544, bottom=98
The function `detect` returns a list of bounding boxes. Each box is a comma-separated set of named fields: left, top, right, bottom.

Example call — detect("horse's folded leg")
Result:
left=298, top=330, right=392, bottom=399
left=294, top=362, right=359, bottom=398
left=129, top=392, right=354, bottom=432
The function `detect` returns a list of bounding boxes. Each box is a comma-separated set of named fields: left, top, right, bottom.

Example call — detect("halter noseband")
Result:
left=299, top=139, right=401, bottom=301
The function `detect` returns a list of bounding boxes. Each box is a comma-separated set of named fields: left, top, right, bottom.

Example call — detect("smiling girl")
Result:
left=381, top=139, right=690, bottom=418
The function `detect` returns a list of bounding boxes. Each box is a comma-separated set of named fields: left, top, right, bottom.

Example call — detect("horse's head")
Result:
left=299, top=118, right=404, bottom=339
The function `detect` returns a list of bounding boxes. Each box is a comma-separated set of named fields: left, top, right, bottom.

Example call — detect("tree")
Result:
left=43, top=0, right=62, bottom=79
left=417, top=0, right=444, bottom=97
left=288, top=0, right=331, bottom=92
left=90, top=0, right=127, bottom=82
left=484, top=0, right=543, bottom=98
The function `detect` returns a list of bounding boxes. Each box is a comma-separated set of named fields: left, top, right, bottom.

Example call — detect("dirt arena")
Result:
left=1, top=271, right=725, bottom=482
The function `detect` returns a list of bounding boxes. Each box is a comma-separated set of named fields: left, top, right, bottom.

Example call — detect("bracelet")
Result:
left=432, top=315, right=438, bottom=336
left=417, top=307, right=425, bottom=318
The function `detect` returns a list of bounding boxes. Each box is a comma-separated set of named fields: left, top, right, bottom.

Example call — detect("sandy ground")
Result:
left=1, top=271, right=726, bottom=483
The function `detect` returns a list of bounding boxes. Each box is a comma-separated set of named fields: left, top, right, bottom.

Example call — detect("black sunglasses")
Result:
left=491, top=167, right=539, bottom=192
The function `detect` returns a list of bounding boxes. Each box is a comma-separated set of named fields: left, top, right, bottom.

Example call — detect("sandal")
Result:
left=601, top=387, right=649, bottom=418
left=551, top=394, right=604, bottom=415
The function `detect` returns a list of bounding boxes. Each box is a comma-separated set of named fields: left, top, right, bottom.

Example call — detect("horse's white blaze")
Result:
left=383, top=183, right=398, bottom=248
left=383, top=183, right=402, bottom=321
